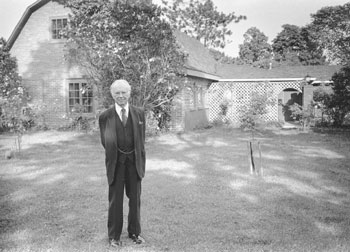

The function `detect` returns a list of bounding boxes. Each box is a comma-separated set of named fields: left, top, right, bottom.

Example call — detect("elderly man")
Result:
left=99, top=79, right=146, bottom=247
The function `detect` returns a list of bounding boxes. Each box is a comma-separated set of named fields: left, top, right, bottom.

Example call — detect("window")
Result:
left=68, top=82, right=93, bottom=113
left=197, top=87, right=204, bottom=108
left=51, top=18, right=68, bottom=39
left=187, top=87, right=195, bottom=109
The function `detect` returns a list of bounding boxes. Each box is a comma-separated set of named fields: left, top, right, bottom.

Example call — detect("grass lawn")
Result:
left=0, top=126, right=350, bottom=252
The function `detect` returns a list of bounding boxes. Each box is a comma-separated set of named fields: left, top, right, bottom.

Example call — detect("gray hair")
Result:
left=110, top=79, right=131, bottom=92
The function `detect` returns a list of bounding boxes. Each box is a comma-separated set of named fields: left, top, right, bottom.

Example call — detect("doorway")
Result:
left=278, top=88, right=302, bottom=122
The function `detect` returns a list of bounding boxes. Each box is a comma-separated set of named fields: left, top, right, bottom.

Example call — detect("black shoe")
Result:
left=128, top=233, right=145, bottom=244
left=109, top=238, right=122, bottom=247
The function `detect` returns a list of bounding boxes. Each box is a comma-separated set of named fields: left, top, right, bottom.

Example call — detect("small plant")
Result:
left=239, top=89, right=274, bottom=176
left=219, top=99, right=230, bottom=116
left=239, top=90, right=275, bottom=138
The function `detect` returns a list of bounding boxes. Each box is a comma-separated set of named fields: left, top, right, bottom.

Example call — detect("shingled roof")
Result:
left=173, top=30, right=220, bottom=81
left=218, top=64, right=341, bottom=82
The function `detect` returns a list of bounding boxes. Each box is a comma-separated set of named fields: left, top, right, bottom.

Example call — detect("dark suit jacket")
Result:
left=99, top=105, right=146, bottom=185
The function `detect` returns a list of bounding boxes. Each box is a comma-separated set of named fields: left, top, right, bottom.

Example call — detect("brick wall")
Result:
left=9, top=0, right=209, bottom=131
left=171, top=88, right=185, bottom=131
left=10, top=1, right=85, bottom=127
left=171, top=77, right=211, bottom=131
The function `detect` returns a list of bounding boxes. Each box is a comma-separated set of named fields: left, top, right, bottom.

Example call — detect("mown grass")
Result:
left=0, top=127, right=350, bottom=252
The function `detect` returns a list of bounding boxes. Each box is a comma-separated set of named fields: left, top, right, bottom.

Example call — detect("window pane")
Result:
left=74, top=90, right=79, bottom=98
left=68, top=81, right=93, bottom=113
left=51, top=20, right=57, bottom=39
left=82, top=98, right=91, bottom=106
left=198, top=87, right=203, bottom=107
left=52, top=18, right=68, bottom=39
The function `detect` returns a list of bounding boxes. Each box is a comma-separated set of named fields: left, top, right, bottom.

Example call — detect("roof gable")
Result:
left=7, top=0, right=51, bottom=50
left=8, top=0, right=219, bottom=81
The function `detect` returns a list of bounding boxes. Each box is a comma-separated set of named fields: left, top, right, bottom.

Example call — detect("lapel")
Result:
left=107, top=105, right=118, bottom=147
left=129, top=105, right=139, bottom=143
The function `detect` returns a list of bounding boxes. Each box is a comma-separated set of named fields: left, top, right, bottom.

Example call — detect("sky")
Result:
left=0, top=0, right=349, bottom=57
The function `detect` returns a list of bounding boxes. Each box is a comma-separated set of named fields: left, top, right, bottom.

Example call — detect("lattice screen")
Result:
left=207, top=81, right=302, bottom=123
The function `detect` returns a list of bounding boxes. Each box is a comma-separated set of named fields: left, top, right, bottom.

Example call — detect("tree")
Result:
left=329, top=66, right=350, bottom=126
left=272, top=24, right=325, bottom=66
left=0, top=38, right=29, bottom=133
left=307, top=3, right=350, bottom=64
left=272, top=24, right=305, bottom=65
left=298, top=27, right=326, bottom=65
left=0, top=38, right=22, bottom=100
left=239, top=87, right=274, bottom=176
left=59, top=0, right=186, bottom=129
left=209, top=48, right=236, bottom=64
left=312, top=66, right=350, bottom=126
left=238, top=27, right=272, bottom=67
left=161, top=0, right=246, bottom=49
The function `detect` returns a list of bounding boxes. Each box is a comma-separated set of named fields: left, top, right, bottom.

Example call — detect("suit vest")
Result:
left=115, top=110, right=134, bottom=152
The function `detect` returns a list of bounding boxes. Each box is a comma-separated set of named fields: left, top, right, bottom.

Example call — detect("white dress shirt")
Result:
left=115, top=103, right=129, bottom=121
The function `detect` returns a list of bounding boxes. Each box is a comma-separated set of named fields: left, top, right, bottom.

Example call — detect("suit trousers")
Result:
left=108, top=153, right=141, bottom=240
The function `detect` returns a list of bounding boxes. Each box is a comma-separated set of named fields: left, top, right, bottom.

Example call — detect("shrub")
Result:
left=289, top=102, right=314, bottom=129
left=219, top=99, right=230, bottom=116
left=62, top=104, right=95, bottom=132
left=145, top=110, right=160, bottom=137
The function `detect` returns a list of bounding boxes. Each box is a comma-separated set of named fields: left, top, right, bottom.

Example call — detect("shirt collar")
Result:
left=115, top=103, right=129, bottom=115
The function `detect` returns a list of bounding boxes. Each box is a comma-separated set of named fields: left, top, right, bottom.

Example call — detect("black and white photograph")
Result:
left=1, top=0, right=349, bottom=251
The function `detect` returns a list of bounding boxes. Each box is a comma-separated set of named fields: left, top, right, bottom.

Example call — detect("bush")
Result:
left=219, top=99, right=230, bottom=116
left=145, top=110, right=160, bottom=137
left=289, top=102, right=314, bottom=129
left=61, top=104, right=96, bottom=132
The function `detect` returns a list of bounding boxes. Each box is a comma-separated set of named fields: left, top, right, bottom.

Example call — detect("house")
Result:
left=7, top=0, right=220, bottom=131
left=171, top=30, right=220, bottom=130
left=7, top=0, right=87, bottom=127
left=208, top=64, right=341, bottom=124
left=7, top=0, right=341, bottom=130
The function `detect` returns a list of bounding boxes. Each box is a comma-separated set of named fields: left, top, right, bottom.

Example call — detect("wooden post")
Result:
left=258, top=141, right=263, bottom=176
left=247, top=140, right=263, bottom=176
left=247, top=141, right=255, bottom=174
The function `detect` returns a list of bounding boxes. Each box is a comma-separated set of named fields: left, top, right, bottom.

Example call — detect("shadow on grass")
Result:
left=143, top=127, right=350, bottom=251
left=1, top=128, right=350, bottom=252
left=0, top=132, right=108, bottom=251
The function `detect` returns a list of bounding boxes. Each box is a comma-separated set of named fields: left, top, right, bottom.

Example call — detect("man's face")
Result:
left=111, top=83, right=131, bottom=107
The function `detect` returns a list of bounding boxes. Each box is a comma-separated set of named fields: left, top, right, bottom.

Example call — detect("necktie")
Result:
left=121, top=108, right=127, bottom=126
